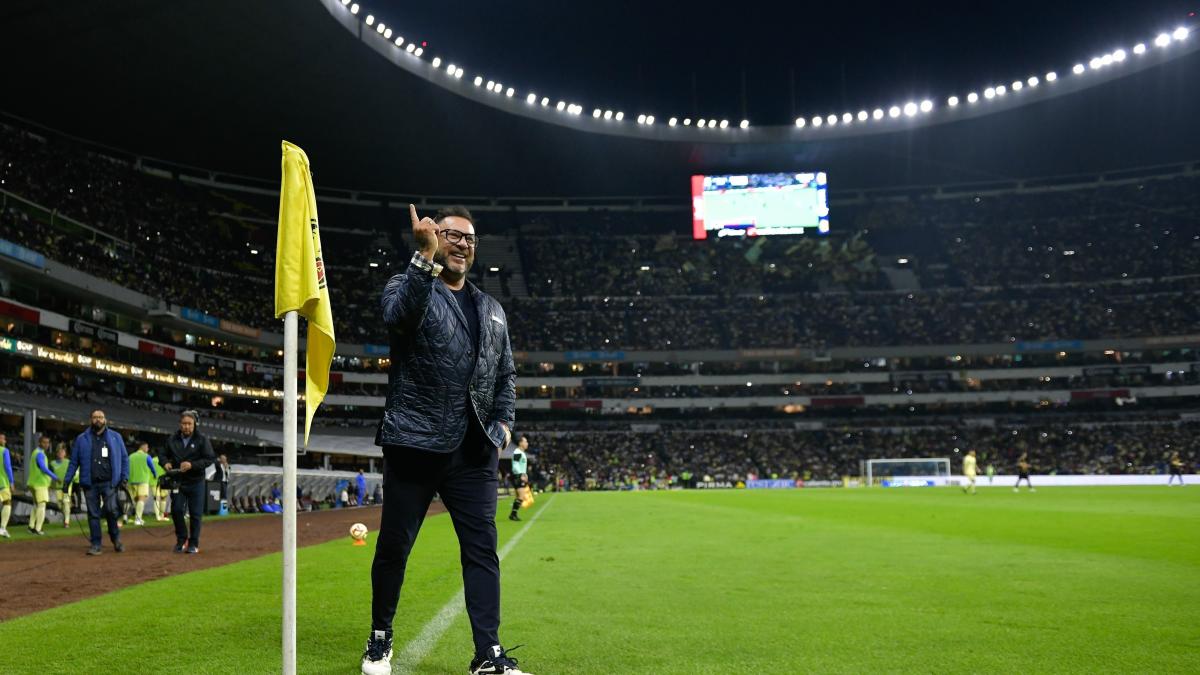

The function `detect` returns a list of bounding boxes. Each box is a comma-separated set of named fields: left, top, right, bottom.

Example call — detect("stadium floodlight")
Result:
left=1100, top=54, right=1113, bottom=66
left=1011, top=80, right=1022, bottom=91
left=947, top=95, right=959, bottom=106
left=967, top=92, right=978, bottom=103
left=1112, top=49, right=1126, bottom=62
left=604, top=110, right=613, bottom=119
left=486, top=80, right=494, bottom=90
left=669, top=117, right=678, bottom=126
left=826, top=114, right=837, bottom=125
left=455, top=68, right=464, bottom=78
left=593, top=108, right=601, bottom=118
left=414, top=47, right=423, bottom=56
left=1133, top=43, right=1146, bottom=54
left=365, top=14, right=374, bottom=25
left=542, top=97, right=550, bottom=106
left=431, top=57, right=441, bottom=67
left=1045, top=71, right=1057, bottom=81
left=1155, top=33, right=1171, bottom=47
left=506, top=87, right=514, bottom=97
left=984, top=87, right=996, bottom=99
left=647, top=115, right=656, bottom=124
left=683, top=118, right=692, bottom=125
left=903, top=102, right=917, bottom=116
left=406, top=43, right=416, bottom=53
left=812, top=115, right=823, bottom=127
left=707, top=118, right=717, bottom=127
left=1089, top=57, right=1102, bottom=69
left=995, top=84, right=1006, bottom=95
left=718, top=119, right=727, bottom=128
left=1173, top=27, right=1189, bottom=41
left=795, top=117, right=806, bottom=127
left=919, top=99, right=933, bottom=112
left=842, top=112, right=853, bottom=124
left=341, top=0, right=350, bottom=5
left=888, top=105, right=900, bottom=118
left=350, top=3, right=359, bottom=14
left=857, top=110, right=868, bottom=121
left=637, top=114, right=646, bottom=124
left=394, top=37, right=403, bottom=46
left=446, top=63, right=456, bottom=73
left=872, top=108, right=884, bottom=119
left=474, top=75, right=483, bottom=86
left=1072, top=63, right=1085, bottom=74
left=698, top=117, right=706, bottom=126
left=526, top=93, right=537, bottom=104
left=376, top=24, right=385, bottom=35
left=1027, top=75, right=1039, bottom=87
left=616, top=111, right=625, bottom=121
left=383, top=28, right=392, bottom=39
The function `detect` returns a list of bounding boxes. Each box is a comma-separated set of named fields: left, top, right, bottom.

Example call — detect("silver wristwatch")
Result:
left=410, top=251, right=443, bottom=277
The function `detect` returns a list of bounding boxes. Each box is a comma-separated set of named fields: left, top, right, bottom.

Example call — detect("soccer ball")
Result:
left=349, top=522, right=368, bottom=541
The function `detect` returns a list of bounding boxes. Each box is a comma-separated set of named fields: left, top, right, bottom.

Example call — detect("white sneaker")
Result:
left=134, top=518, right=145, bottom=526
left=0, top=528, right=9, bottom=538
left=361, top=630, right=393, bottom=675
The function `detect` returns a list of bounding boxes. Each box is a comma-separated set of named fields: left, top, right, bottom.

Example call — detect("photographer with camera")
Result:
left=162, top=410, right=215, bottom=554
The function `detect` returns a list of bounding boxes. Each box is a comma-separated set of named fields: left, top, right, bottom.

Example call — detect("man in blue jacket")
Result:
left=361, top=205, right=524, bottom=675
left=64, top=409, right=128, bottom=555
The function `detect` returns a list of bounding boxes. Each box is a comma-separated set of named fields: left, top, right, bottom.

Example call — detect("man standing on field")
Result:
left=361, top=205, right=527, bottom=675
left=962, top=449, right=978, bottom=495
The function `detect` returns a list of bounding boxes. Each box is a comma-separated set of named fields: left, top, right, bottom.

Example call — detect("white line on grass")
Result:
left=396, top=496, right=555, bottom=672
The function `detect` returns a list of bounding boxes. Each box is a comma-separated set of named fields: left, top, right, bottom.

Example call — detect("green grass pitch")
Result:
left=1, top=486, right=1197, bottom=673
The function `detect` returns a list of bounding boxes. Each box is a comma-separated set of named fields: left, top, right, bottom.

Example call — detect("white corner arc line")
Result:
left=396, top=495, right=555, bottom=672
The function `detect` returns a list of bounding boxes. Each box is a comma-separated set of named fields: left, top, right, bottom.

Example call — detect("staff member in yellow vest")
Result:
left=0, top=431, right=13, bottom=538
left=151, top=451, right=170, bottom=522
left=26, top=434, right=57, bottom=535
left=127, top=441, right=159, bottom=526
left=50, top=441, right=76, bottom=527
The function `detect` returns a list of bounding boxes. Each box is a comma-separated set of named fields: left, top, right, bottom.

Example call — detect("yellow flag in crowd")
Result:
left=274, top=141, right=336, bottom=444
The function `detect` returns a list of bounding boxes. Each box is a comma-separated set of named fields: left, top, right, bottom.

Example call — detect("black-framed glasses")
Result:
left=438, top=229, right=479, bottom=248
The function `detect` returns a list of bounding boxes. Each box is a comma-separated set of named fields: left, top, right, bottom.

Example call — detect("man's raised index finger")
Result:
left=409, top=203, right=420, bottom=227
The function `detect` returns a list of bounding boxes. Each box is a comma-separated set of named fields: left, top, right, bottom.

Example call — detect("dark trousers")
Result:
left=371, top=426, right=500, bottom=655
left=84, top=484, right=120, bottom=548
left=171, top=480, right=205, bottom=547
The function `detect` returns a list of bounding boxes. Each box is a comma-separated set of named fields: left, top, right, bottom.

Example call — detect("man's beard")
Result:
left=91, top=422, right=105, bottom=432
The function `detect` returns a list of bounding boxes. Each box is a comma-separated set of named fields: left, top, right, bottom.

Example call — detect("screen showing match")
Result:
left=691, top=172, right=829, bottom=239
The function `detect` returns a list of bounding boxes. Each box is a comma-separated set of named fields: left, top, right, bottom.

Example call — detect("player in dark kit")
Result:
left=1014, top=452, right=1035, bottom=492
left=1168, top=451, right=1186, bottom=486
left=509, top=436, right=530, bottom=521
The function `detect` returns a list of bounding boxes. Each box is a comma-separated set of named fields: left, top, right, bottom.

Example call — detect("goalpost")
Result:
left=864, top=457, right=952, bottom=487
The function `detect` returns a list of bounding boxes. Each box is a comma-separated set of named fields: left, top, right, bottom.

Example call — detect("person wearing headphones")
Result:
left=163, top=410, right=215, bottom=554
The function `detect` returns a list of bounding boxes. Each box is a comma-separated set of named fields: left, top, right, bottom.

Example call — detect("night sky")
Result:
left=1, top=0, right=1197, bottom=196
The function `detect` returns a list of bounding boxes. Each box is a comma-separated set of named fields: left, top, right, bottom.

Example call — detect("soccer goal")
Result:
left=864, top=458, right=952, bottom=487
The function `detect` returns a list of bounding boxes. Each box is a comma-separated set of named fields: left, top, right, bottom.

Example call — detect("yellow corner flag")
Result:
left=274, top=141, right=335, bottom=444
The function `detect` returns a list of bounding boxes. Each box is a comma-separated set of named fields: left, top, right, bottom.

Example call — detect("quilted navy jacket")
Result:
left=374, top=257, right=516, bottom=453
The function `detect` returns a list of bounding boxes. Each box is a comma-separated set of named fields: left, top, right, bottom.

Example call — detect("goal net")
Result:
left=864, top=458, right=952, bottom=487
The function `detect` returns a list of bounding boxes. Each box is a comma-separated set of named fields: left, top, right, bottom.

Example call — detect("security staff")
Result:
left=64, top=410, right=129, bottom=555
left=163, top=410, right=215, bottom=553
left=362, top=205, right=525, bottom=675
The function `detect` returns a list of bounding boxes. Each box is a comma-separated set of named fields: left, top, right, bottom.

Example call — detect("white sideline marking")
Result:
left=396, top=496, right=555, bottom=672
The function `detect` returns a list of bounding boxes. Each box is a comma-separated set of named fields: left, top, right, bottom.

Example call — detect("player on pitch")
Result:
left=961, top=449, right=978, bottom=495
left=361, top=205, right=527, bottom=675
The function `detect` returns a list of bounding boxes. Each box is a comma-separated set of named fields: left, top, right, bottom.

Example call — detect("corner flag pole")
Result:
left=282, top=309, right=298, bottom=675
